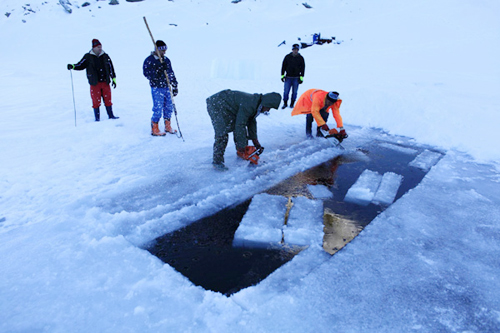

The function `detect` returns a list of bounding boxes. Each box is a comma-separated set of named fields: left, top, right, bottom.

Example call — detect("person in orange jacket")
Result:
left=291, top=89, right=347, bottom=139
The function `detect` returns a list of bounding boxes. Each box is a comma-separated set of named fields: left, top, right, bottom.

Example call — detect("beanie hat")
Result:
left=156, top=40, right=167, bottom=51
left=92, top=39, right=101, bottom=48
left=292, top=43, right=300, bottom=50
left=326, top=91, right=339, bottom=102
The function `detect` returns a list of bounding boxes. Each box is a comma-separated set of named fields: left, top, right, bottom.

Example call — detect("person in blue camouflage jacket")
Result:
left=143, top=40, right=178, bottom=136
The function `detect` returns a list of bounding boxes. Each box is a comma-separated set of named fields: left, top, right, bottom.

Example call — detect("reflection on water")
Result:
left=323, top=208, right=362, bottom=255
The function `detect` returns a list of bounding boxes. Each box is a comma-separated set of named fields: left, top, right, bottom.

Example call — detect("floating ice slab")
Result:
left=344, top=169, right=382, bottom=206
left=307, top=184, right=333, bottom=199
left=409, top=149, right=442, bottom=171
left=284, top=196, right=324, bottom=246
left=233, top=193, right=288, bottom=248
left=372, top=172, right=403, bottom=205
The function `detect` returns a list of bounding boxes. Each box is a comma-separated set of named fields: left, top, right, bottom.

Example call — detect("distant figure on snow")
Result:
left=281, top=43, right=305, bottom=109
left=206, top=90, right=281, bottom=170
left=143, top=40, right=178, bottom=136
left=67, top=39, right=119, bottom=121
left=291, top=89, right=347, bottom=140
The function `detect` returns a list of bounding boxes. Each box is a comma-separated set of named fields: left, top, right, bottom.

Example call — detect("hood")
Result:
left=261, top=92, right=282, bottom=109
left=89, top=49, right=106, bottom=57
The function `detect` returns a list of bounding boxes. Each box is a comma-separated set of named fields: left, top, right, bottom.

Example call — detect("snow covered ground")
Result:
left=1, top=0, right=500, bottom=331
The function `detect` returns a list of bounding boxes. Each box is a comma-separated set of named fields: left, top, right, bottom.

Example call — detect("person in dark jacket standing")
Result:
left=206, top=89, right=281, bottom=170
left=67, top=39, right=119, bottom=121
left=143, top=40, right=178, bottom=136
left=281, top=43, right=305, bottom=109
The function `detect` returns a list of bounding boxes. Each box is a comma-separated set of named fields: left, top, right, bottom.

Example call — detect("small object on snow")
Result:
left=126, top=0, right=144, bottom=2
left=5, top=12, right=11, bottom=17
left=109, top=0, right=119, bottom=5
left=169, top=23, right=177, bottom=26
left=302, top=3, right=312, bottom=9
left=82, top=2, right=90, bottom=6
left=59, top=0, right=72, bottom=13
left=231, top=0, right=242, bottom=3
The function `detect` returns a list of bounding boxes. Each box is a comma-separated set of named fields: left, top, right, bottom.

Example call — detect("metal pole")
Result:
left=70, top=70, right=77, bottom=127
left=143, top=16, right=184, bottom=141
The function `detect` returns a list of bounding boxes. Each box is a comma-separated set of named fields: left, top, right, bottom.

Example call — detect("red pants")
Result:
left=90, top=82, right=112, bottom=109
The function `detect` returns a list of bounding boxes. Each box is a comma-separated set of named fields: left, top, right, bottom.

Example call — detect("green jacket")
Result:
left=207, top=89, right=281, bottom=150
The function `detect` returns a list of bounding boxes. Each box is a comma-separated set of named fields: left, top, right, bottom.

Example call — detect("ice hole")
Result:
left=146, top=140, right=443, bottom=295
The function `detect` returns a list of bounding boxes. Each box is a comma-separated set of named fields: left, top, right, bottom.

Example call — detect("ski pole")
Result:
left=70, top=69, right=77, bottom=127
left=143, top=16, right=184, bottom=141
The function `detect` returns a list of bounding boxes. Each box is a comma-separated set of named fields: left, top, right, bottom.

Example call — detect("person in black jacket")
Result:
left=280, top=43, right=305, bottom=109
left=67, top=39, right=119, bottom=121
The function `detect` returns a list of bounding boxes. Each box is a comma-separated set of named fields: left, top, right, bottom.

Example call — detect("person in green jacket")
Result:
left=206, top=89, right=282, bottom=170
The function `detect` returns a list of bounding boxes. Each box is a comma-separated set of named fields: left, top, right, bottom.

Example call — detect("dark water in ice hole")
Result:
left=146, top=141, right=443, bottom=296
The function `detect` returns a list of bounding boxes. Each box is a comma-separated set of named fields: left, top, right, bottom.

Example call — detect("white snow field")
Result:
left=1, top=0, right=500, bottom=331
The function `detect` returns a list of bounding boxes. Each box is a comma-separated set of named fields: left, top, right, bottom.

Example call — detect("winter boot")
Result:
left=93, top=108, right=100, bottom=121
left=212, top=162, right=228, bottom=171
left=106, top=105, right=119, bottom=119
left=164, top=119, right=177, bottom=134
left=151, top=121, right=166, bottom=136
left=281, top=100, right=288, bottom=109
left=290, top=99, right=295, bottom=108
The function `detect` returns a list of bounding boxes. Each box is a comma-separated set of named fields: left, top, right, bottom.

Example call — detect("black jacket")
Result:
left=74, top=50, right=116, bottom=86
left=281, top=53, right=305, bottom=77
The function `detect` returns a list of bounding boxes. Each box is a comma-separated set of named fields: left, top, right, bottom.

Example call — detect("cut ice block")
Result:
left=344, top=169, right=382, bottom=206
left=372, top=172, right=403, bottom=206
left=233, top=193, right=288, bottom=248
left=284, top=196, right=324, bottom=246
left=409, top=149, right=442, bottom=171
left=307, top=184, right=333, bottom=199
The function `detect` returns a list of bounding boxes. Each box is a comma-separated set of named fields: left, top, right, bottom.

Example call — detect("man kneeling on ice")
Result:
left=292, top=89, right=347, bottom=140
left=206, top=89, right=281, bottom=171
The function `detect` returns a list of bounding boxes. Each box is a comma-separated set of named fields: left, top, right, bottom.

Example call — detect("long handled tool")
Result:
left=143, top=16, right=184, bottom=141
left=70, top=70, right=77, bottom=127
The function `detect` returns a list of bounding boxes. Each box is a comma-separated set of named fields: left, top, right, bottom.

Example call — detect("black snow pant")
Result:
left=306, top=108, right=329, bottom=137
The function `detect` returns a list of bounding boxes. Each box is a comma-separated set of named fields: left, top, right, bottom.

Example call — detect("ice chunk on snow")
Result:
left=233, top=193, right=288, bottom=248
left=284, top=196, right=324, bottom=246
left=372, top=172, right=403, bottom=206
left=344, top=169, right=382, bottom=206
left=409, top=149, right=442, bottom=171
left=307, top=184, right=333, bottom=199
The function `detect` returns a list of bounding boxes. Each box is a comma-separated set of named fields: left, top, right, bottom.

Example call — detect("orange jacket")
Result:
left=291, top=89, right=343, bottom=128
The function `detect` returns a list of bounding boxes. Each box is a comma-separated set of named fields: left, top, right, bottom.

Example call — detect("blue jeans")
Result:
left=151, top=87, right=173, bottom=122
left=283, top=77, right=299, bottom=103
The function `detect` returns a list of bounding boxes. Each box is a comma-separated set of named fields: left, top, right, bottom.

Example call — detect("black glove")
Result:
left=172, top=87, right=178, bottom=96
left=67, top=64, right=74, bottom=70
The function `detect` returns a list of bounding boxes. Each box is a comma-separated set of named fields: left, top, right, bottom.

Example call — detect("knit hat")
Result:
left=156, top=40, right=167, bottom=51
left=92, top=39, right=101, bottom=48
left=292, top=43, right=300, bottom=50
left=326, top=91, right=339, bottom=102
